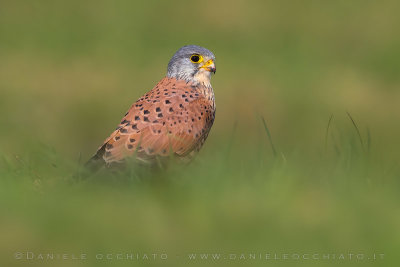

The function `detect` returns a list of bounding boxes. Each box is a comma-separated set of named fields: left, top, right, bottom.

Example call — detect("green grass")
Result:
left=1, top=0, right=400, bottom=266
left=1, top=116, right=399, bottom=267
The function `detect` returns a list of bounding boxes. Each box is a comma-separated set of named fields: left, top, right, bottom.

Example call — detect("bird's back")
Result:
left=87, top=77, right=215, bottom=169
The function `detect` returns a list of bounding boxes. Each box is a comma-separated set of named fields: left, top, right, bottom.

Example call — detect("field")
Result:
left=1, top=1, right=400, bottom=266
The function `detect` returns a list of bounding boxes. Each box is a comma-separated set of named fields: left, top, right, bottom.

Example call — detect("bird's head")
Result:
left=167, top=45, right=216, bottom=86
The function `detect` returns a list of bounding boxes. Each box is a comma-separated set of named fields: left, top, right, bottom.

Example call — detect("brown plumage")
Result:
left=86, top=45, right=216, bottom=171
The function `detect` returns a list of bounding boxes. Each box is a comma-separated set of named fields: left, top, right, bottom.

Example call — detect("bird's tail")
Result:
left=76, top=145, right=106, bottom=179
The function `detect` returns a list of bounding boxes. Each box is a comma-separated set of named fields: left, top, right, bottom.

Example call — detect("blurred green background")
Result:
left=1, top=0, right=400, bottom=266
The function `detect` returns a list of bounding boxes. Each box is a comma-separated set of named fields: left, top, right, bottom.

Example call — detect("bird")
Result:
left=85, top=45, right=216, bottom=172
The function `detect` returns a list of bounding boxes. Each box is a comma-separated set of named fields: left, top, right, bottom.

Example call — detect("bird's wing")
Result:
left=91, top=78, right=215, bottom=165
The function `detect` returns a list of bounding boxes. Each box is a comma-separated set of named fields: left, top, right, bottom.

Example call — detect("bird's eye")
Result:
left=190, top=54, right=203, bottom=63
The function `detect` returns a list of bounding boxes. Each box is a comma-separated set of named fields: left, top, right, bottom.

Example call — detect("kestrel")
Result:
left=86, top=45, right=216, bottom=171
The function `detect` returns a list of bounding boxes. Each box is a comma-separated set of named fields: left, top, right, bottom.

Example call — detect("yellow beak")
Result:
left=200, top=59, right=216, bottom=74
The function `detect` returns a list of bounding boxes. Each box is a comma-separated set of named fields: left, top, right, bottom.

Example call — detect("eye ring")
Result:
left=190, top=54, right=203, bottom=63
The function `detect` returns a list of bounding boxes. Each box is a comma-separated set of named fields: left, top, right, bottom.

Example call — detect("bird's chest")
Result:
left=199, top=83, right=215, bottom=107
left=199, top=85, right=216, bottom=125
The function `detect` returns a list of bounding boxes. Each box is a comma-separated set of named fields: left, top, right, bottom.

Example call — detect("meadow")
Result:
left=1, top=1, right=400, bottom=266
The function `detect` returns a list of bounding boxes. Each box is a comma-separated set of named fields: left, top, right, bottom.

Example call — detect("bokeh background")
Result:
left=1, top=0, right=400, bottom=266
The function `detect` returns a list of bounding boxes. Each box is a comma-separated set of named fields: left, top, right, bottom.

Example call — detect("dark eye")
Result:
left=190, top=54, right=203, bottom=63
left=191, top=55, right=200, bottom=62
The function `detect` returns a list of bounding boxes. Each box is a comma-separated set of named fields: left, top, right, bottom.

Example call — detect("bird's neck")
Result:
left=192, top=70, right=212, bottom=87
left=160, top=76, right=215, bottom=109
left=167, top=69, right=212, bottom=89
left=193, top=81, right=215, bottom=110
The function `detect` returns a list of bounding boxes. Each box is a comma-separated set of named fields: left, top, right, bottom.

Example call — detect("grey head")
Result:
left=167, top=45, right=216, bottom=85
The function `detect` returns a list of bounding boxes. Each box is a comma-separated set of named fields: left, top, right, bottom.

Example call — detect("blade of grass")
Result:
left=346, top=112, right=365, bottom=152
left=325, top=114, right=334, bottom=152
left=259, top=115, right=277, bottom=157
